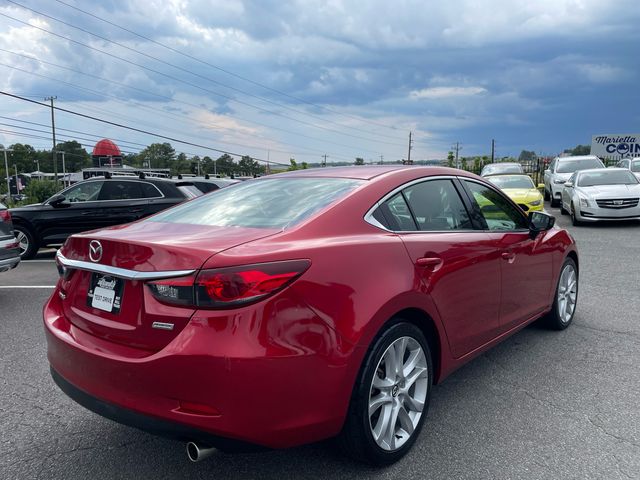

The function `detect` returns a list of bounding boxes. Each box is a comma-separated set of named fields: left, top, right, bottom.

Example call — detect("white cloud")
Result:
left=410, top=86, right=487, bottom=99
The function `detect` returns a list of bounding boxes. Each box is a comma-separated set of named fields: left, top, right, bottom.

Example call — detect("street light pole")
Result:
left=2, top=148, right=13, bottom=201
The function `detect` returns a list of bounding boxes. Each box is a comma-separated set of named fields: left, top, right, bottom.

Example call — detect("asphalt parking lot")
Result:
left=1, top=206, right=639, bottom=480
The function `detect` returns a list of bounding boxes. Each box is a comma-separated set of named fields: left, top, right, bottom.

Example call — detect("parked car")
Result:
left=0, top=202, right=20, bottom=272
left=560, top=168, right=640, bottom=225
left=543, top=155, right=605, bottom=207
left=46, top=166, right=578, bottom=466
left=10, top=176, right=202, bottom=259
left=189, top=177, right=240, bottom=194
left=486, top=174, right=544, bottom=213
left=480, top=162, right=524, bottom=177
left=615, top=157, right=640, bottom=180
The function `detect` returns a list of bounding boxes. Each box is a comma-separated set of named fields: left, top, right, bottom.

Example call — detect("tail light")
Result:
left=0, top=210, right=11, bottom=223
left=147, top=260, right=311, bottom=309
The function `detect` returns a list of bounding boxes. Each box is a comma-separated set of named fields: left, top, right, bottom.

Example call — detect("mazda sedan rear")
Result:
left=45, top=166, right=579, bottom=465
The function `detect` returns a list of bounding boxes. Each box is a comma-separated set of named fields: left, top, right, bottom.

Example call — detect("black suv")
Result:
left=10, top=176, right=201, bottom=259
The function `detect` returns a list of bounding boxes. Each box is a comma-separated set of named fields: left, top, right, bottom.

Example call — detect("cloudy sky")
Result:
left=0, top=0, right=638, bottom=167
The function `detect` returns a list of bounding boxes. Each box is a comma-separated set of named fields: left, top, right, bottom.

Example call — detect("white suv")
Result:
left=544, top=155, right=605, bottom=207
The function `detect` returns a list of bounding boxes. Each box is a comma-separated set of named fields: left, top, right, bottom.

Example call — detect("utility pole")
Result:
left=491, top=139, right=495, bottom=163
left=33, top=158, right=40, bottom=175
left=45, top=96, right=58, bottom=183
left=58, top=151, right=66, bottom=187
left=266, top=150, right=270, bottom=174
left=2, top=148, right=12, bottom=201
left=14, top=164, right=19, bottom=197
left=379, top=154, right=384, bottom=165
left=321, top=154, right=328, bottom=167
left=407, top=131, right=413, bottom=165
left=453, top=142, right=462, bottom=169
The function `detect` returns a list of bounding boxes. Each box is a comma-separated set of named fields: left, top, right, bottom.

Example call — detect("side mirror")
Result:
left=48, top=194, right=67, bottom=207
left=537, top=183, right=545, bottom=190
left=528, top=211, right=555, bottom=237
left=564, top=181, right=573, bottom=188
left=544, top=169, right=550, bottom=174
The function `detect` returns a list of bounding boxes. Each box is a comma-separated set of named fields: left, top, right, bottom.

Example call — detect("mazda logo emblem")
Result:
left=89, top=240, right=103, bottom=263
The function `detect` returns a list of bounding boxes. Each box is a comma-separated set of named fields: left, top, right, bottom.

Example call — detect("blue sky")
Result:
left=0, top=0, right=639, bottom=166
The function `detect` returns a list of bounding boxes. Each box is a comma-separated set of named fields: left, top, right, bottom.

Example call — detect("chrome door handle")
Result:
left=416, top=257, right=443, bottom=271
left=501, top=252, right=516, bottom=263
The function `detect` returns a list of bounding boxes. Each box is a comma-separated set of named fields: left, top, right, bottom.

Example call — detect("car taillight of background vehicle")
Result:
left=0, top=210, right=11, bottom=223
left=148, top=260, right=311, bottom=309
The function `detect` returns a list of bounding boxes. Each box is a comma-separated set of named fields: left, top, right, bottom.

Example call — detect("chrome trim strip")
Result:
left=56, top=251, right=195, bottom=281
left=152, top=322, right=175, bottom=331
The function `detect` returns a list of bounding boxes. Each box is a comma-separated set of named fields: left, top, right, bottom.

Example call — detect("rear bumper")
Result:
left=50, top=367, right=261, bottom=451
left=44, top=289, right=360, bottom=449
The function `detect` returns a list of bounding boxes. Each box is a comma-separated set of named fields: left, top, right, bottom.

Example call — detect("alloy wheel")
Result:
left=557, top=263, right=577, bottom=324
left=15, top=230, right=29, bottom=257
left=368, top=336, right=429, bottom=451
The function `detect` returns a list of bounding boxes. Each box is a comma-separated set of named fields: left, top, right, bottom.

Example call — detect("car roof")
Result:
left=265, top=165, right=465, bottom=181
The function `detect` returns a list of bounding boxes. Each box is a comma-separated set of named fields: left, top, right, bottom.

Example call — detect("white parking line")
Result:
left=0, top=285, right=55, bottom=288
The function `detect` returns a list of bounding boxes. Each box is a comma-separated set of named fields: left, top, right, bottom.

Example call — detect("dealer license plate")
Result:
left=87, top=273, right=124, bottom=314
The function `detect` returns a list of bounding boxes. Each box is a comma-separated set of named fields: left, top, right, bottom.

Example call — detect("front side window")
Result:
left=464, top=181, right=528, bottom=231
left=60, top=181, right=103, bottom=203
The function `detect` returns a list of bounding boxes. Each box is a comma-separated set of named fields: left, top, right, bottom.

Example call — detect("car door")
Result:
left=38, top=180, right=105, bottom=243
left=460, top=179, right=553, bottom=332
left=544, top=158, right=556, bottom=192
left=95, top=180, right=150, bottom=228
left=374, top=177, right=502, bottom=358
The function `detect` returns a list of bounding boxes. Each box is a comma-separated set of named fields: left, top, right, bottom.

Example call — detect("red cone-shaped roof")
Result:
left=92, top=139, right=121, bottom=156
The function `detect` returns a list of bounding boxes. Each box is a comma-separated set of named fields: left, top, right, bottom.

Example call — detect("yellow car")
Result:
left=486, top=174, right=544, bottom=213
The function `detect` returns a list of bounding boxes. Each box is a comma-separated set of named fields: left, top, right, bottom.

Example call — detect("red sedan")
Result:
left=44, top=166, right=578, bottom=465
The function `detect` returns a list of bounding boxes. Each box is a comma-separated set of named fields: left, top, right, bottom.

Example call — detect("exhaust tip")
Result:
left=186, top=441, right=216, bottom=462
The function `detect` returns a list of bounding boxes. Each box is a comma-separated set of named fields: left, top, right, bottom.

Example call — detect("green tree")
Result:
left=55, top=140, right=91, bottom=173
left=23, top=179, right=60, bottom=203
left=238, top=155, right=263, bottom=176
left=461, top=157, right=468, bottom=170
left=447, top=151, right=454, bottom=167
left=518, top=150, right=537, bottom=162
left=216, top=154, right=236, bottom=176
left=138, top=142, right=176, bottom=169
left=564, top=145, right=590, bottom=156
left=354, top=157, right=365, bottom=166
left=288, top=158, right=298, bottom=171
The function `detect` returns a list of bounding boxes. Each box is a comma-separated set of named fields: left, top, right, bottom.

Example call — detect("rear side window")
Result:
left=404, top=180, right=472, bottom=231
left=149, top=178, right=363, bottom=229
left=373, top=193, right=417, bottom=231
left=99, top=181, right=143, bottom=200
left=140, top=183, right=163, bottom=198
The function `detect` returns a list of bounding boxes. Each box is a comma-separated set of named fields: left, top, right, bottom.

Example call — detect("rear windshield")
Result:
left=149, top=177, right=363, bottom=229
left=487, top=175, right=535, bottom=189
left=578, top=171, right=639, bottom=187
left=557, top=158, right=603, bottom=173
left=177, top=184, right=203, bottom=199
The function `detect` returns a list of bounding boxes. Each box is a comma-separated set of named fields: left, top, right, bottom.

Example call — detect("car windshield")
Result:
left=483, top=164, right=522, bottom=175
left=631, top=160, right=640, bottom=172
left=487, top=175, right=535, bottom=189
left=149, top=177, right=363, bottom=229
left=557, top=159, right=603, bottom=173
left=578, top=171, right=639, bottom=187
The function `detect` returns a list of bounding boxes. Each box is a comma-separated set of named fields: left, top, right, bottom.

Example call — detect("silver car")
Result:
left=561, top=168, right=640, bottom=225
left=615, top=157, right=640, bottom=181
left=0, top=202, right=20, bottom=272
left=544, top=155, right=605, bottom=207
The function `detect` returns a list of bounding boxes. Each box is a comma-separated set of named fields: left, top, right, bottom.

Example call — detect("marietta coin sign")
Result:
left=591, top=134, right=640, bottom=160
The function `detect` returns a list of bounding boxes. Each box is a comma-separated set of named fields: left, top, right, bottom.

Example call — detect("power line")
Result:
left=0, top=91, right=291, bottom=166
left=52, top=0, right=400, bottom=134
left=0, top=54, right=363, bottom=160
left=0, top=9, right=406, bottom=149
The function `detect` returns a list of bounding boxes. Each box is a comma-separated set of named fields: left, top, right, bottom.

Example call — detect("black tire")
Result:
left=570, top=203, right=581, bottom=226
left=544, top=188, right=550, bottom=201
left=13, top=224, right=38, bottom=260
left=560, top=203, right=568, bottom=215
left=550, top=194, right=559, bottom=208
left=338, top=321, right=433, bottom=466
left=542, top=257, right=578, bottom=330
